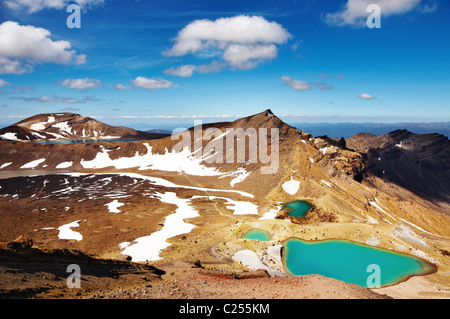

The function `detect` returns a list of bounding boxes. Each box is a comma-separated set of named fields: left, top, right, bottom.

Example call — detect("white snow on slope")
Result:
left=111, top=172, right=254, bottom=198
left=282, top=177, right=300, bottom=195
left=54, top=172, right=253, bottom=198
left=29, top=116, right=56, bottom=131
left=80, top=144, right=223, bottom=176
left=20, top=158, right=46, bottom=169
left=105, top=199, right=124, bottom=213
left=219, top=167, right=251, bottom=187
left=120, top=191, right=199, bottom=261
left=393, top=224, right=427, bottom=247
left=321, top=180, right=332, bottom=187
left=198, top=195, right=258, bottom=215
left=58, top=220, right=82, bottom=241
left=259, top=206, right=281, bottom=220
left=0, top=132, right=20, bottom=141
left=56, top=161, right=73, bottom=169
left=0, top=162, right=12, bottom=169
left=369, top=198, right=395, bottom=223
left=232, top=249, right=285, bottom=277
left=52, top=121, right=73, bottom=136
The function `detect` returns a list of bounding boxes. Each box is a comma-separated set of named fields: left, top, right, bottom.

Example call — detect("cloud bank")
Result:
left=324, top=0, right=426, bottom=26
left=4, top=0, right=105, bottom=13
left=164, top=15, right=291, bottom=72
left=0, top=21, right=86, bottom=74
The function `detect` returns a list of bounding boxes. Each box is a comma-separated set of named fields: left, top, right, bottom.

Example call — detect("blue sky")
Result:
left=0, top=0, right=449, bottom=128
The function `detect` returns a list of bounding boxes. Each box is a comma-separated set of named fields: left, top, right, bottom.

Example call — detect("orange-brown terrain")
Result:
left=0, top=110, right=449, bottom=299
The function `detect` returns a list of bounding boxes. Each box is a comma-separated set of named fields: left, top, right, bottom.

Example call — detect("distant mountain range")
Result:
left=289, top=122, right=450, bottom=139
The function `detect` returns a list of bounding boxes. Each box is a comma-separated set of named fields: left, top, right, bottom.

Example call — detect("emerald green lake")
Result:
left=242, top=229, right=272, bottom=241
left=283, top=238, right=436, bottom=288
left=284, top=200, right=313, bottom=217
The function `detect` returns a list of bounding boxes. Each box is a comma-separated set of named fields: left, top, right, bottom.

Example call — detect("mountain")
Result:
left=347, top=129, right=450, bottom=203
left=146, top=128, right=172, bottom=135
left=0, top=113, right=169, bottom=142
left=0, top=109, right=449, bottom=299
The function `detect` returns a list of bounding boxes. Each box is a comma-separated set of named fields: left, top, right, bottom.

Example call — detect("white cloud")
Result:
left=281, top=76, right=312, bottom=92
left=324, top=0, right=423, bottom=26
left=62, top=78, right=102, bottom=90
left=164, top=64, right=196, bottom=78
left=4, top=0, right=104, bottom=13
left=0, top=79, right=10, bottom=87
left=223, top=43, right=278, bottom=70
left=0, top=21, right=86, bottom=74
left=164, top=15, right=291, bottom=71
left=281, top=76, right=333, bottom=92
left=164, top=61, right=226, bottom=78
left=195, top=61, right=226, bottom=74
left=357, top=93, right=376, bottom=100
left=114, top=83, right=132, bottom=90
left=130, top=76, right=174, bottom=90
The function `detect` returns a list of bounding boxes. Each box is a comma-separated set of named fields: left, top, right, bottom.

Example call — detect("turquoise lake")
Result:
left=284, top=200, right=313, bottom=217
left=242, top=229, right=272, bottom=241
left=283, top=238, right=436, bottom=288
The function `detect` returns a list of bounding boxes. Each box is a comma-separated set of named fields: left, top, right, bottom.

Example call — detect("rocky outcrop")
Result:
left=347, top=129, right=450, bottom=203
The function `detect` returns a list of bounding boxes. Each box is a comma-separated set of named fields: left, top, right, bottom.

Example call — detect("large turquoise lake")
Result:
left=284, top=200, right=313, bottom=217
left=283, top=238, right=436, bottom=288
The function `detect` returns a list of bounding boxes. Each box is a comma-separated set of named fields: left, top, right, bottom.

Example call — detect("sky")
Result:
left=0, top=0, right=449, bottom=129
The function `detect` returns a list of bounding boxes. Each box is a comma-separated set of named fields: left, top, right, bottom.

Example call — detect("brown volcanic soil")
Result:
left=0, top=242, right=390, bottom=299
left=0, top=242, right=165, bottom=299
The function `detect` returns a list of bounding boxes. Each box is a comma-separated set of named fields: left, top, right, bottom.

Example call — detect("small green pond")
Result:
left=283, top=238, right=436, bottom=288
left=242, top=229, right=272, bottom=241
left=283, top=200, right=313, bottom=217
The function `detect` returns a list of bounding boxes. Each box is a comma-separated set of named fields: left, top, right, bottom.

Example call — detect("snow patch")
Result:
left=120, top=192, right=199, bottom=262
left=321, top=180, right=332, bottom=187
left=58, top=220, right=82, bottom=241
left=369, top=198, right=395, bottom=222
left=20, top=158, right=46, bottom=169
left=227, top=167, right=251, bottom=187
left=80, top=144, right=224, bottom=176
left=56, top=161, right=73, bottom=169
left=282, top=177, right=300, bottom=195
left=393, top=224, right=427, bottom=247
left=232, top=249, right=285, bottom=277
left=0, top=132, right=20, bottom=141
left=205, top=195, right=258, bottom=215
left=259, top=206, right=281, bottom=220
left=105, top=199, right=124, bottom=213
left=30, top=122, right=46, bottom=131
left=0, top=162, right=12, bottom=169
left=52, top=121, right=73, bottom=136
